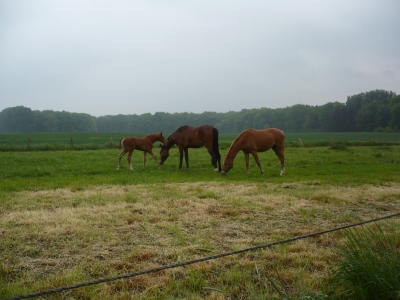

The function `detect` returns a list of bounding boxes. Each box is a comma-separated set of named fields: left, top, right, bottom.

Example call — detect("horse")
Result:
left=221, top=128, right=285, bottom=176
left=117, top=132, right=166, bottom=170
left=159, top=125, right=221, bottom=171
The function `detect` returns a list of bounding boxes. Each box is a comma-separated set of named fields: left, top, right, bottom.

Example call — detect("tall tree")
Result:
left=389, top=95, right=400, bottom=129
left=0, top=106, right=36, bottom=133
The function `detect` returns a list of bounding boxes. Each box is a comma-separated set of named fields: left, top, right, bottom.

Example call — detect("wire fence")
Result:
left=5, top=212, right=400, bottom=300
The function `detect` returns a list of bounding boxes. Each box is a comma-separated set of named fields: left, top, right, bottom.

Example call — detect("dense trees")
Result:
left=0, top=90, right=398, bottom=134
left=0, top=107, right=97, bottom=133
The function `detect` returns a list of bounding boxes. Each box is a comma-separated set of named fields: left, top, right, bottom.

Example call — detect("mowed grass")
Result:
left=1, top=145, right=400, bottom=299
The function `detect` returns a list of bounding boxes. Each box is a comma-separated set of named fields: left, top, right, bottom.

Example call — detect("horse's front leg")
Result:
left=148, top=150, right=159, bottom=168
left=184, top=148, right=189, bottom=168
left=143, top=152, right=147, bottom=168
left=251, top=151, right=264, bottom=175
left=178, top=147, right=184, bottom=169
left=244, top=152, right=250, bottom=174
left=117, top=149, right=128, bottom=170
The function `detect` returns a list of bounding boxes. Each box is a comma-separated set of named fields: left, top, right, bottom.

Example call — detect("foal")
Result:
left=117, top=132, right=166, bottom=170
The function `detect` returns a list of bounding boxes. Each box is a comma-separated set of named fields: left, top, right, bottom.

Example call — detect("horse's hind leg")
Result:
left=272, top=145, right=285, bottom=175
left=217, top=153, right=221, bottom=172
left=207, top=148, right=218, bottom=172
left=117, top=149, right=128, bottom=170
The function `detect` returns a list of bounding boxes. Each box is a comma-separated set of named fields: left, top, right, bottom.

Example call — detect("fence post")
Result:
left=70, top=137, right=73, bottom=147
left=110, top=137, right=113, bottom=146
left=28, top=138, right=31, bottom=149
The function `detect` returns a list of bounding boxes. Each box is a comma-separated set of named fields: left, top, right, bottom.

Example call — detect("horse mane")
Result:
left=177, top=125, right=189, bottom=132
left=227, top=128, right=253, bottom=153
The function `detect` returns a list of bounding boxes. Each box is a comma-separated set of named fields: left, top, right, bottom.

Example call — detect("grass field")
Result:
left=1, top=142, right=400, bottom=299
left=0, top=131, right=399, bottom=151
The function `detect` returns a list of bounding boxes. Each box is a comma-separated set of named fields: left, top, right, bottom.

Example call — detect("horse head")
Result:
left=221, top=154, right=233, bottom=175
left=158, top=132, right=167, bottom=144
left=159, top=141, right=169, bottom=165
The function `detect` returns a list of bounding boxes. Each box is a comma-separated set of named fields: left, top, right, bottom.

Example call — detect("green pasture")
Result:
left=0, top=132, right=399, bottom=151
left=1, top=141, right=399, bottom=299
left=0, top=145, right=399, bottom=193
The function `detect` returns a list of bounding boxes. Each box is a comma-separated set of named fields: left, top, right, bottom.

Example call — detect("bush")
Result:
left=327, top=224, right=400, bottom=299
left=329, top=142, right=348, bottom=151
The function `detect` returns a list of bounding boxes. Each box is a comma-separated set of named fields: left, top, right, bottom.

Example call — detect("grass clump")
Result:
left=329, top=142, right=348, bottom=151
left=327, top=224, right=400, bottom=299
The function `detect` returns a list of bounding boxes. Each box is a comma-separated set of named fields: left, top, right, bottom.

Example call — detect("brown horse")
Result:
left=221, top=128, right=285, bottom=176
left=117, top=132, right=166, bottom=170
left=159, top=125, right=221, bottom=171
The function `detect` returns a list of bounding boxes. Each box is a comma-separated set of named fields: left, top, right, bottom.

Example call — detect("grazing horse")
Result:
left=221, top=128, right=285, bottom=176
left=117, top=132, right=166, bottom=170
left=159, top=125, right=221, bottom=171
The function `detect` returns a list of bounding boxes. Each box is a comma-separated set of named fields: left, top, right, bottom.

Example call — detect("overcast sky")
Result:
left=1, top=1, right=399, bottom=117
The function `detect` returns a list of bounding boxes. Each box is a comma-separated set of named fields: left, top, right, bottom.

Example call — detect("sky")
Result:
left=1, top=1, right=399, bottom=117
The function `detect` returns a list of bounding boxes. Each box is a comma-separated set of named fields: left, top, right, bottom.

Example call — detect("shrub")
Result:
left=329, top=142, right=348, bottom=151
left=327, top=224, right=400, bottom=299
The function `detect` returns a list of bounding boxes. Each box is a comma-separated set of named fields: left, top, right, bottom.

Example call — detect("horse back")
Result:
left=267, top=128, right=284, bottom=145
left=120, top=137, right=143, bottom=151
left=250, top=128, right=284, bottom=151
left=173, top=125, right=214, bottom=148
left=195, top=125, right=215, bottom=148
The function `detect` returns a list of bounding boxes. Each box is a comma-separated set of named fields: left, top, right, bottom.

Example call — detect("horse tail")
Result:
left=119, top=138, right=125, bottom=150
left=212, top=127, right=221, bottom=171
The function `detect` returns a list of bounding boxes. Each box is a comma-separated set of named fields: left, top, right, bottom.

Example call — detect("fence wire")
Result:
left=4, top=212, right=400, bottom=300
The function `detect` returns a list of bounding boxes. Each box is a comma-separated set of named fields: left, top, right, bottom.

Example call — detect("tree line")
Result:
left=1, top=90, right=399, bottom=134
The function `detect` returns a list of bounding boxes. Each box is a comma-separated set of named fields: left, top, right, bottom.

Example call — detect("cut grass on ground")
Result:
left=1, top=182, right=400, bottom=299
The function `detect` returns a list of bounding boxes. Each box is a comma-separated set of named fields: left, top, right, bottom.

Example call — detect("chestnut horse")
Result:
left=159, top=125, right=221, bottom=171
left=221, top=128, right=285, bottom=176
left=117, top=132, right=166, bottom=170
